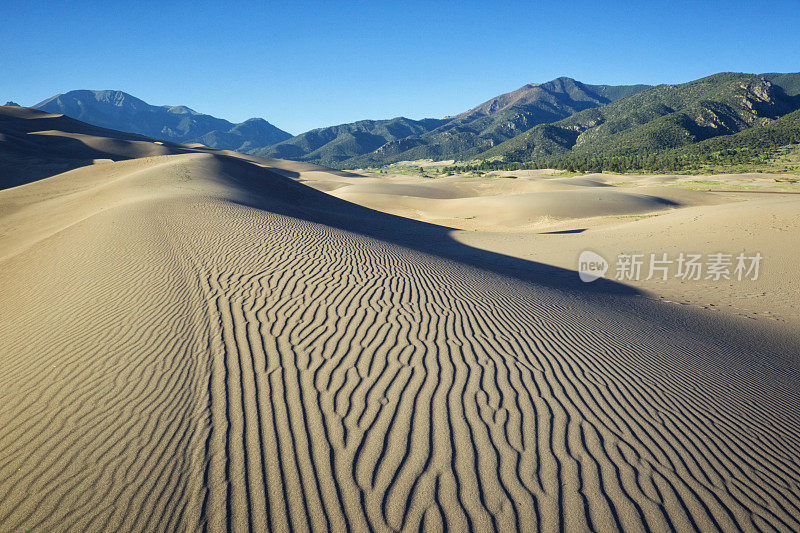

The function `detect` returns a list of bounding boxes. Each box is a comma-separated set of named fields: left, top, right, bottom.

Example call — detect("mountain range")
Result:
left=22, top=71, right=800, bottom=170
left=253, top=78, right=650, bottom=166
left=33, top=90, right=292, bottom=152
left=274, top=72, right=799, bottom=169
left=479, top=72, right=800, bottom=162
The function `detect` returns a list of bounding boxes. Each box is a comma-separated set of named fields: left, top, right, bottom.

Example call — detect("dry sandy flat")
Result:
left=455, top=195, right=800, bottom=327
left=2, top=107, right=800, bottom=532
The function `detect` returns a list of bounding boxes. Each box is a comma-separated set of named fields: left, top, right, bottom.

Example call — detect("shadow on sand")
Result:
left=220, top=155, right=800, bottom=359
left=539, top=228, right=587, bottom=235
left=221, top=156, right=641, bottom=298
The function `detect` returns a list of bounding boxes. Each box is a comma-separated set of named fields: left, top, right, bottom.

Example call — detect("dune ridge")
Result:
left=1, top=144, right=799, bottom=532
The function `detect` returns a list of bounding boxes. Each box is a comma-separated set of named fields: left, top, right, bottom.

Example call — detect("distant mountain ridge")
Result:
left=477, top=72, right=800, bottom=162
left=257, top=117, right=447, bottom=167
left=34, top=90, right=292, bottom=152
left=254, top=77, right=651, bottom=166
left=344, top=78, right=651, bottom=167
left=27, top=72, right=800, bottom=170
left=761, top=72, right=800, bottom=96
left=446, top=78, right=649, bottom=123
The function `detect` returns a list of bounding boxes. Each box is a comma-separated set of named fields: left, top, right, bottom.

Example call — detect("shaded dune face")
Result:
left=1, top=153, right=800, bottom=532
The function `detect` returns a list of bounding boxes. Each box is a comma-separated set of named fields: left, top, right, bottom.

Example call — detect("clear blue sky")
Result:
left=3, top=0, right=798, bottom=134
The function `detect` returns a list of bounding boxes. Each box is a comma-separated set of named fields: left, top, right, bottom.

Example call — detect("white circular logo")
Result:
left=578, top=250, right=608, bottom=283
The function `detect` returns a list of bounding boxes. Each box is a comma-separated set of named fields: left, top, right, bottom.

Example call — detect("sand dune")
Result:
left=0, top=106, right=201, bottom=190
left=298, top=168, right=800, bottom=326
left=1, top=108, right=800, bottom=532
left=332, top=188, right=683, bottom=228
left=299, top=171, right=726, bottom=231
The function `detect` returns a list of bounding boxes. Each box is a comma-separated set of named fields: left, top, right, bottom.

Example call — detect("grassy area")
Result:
left=609, top=213, right=664, bottom=221
left=365, top=164, right=456, bottom=178
left=608, top=177, right=800, bottom=192
left=681, top=179, right=724, bottom=186
left=363, top=144, right=800, bottom=190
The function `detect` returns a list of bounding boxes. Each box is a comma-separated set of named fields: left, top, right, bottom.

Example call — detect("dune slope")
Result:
left=1, top=137, right=800, bottom=530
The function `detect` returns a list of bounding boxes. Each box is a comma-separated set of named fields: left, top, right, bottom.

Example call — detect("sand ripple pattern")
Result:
left=2, top=197, right=800, bottom=532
